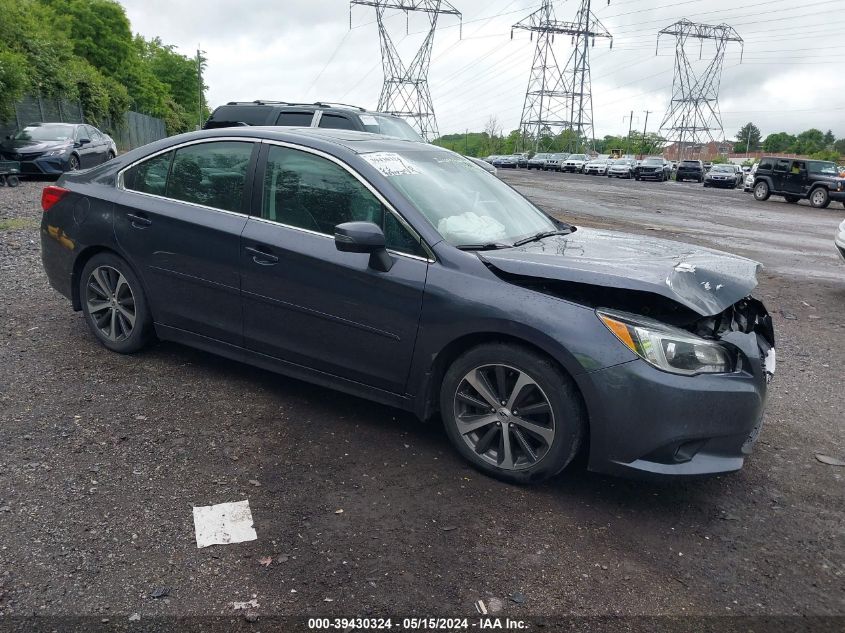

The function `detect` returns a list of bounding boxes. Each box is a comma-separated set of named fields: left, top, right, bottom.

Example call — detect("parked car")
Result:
left=544, top=153, right=568, bottom=172
left=203, top=100, right=423, bottom=142
left=836, top=219, right=845, bottom=261
left=743, top=164, right=758, bottom=192
left=606, top=158, right=637, bottom=179
left=527, top=153, right=551, bottom=170
left=513, top=153, right=529, bottom=168
left=39, top=127, right=776, bottom=483
left=0, top=122, right=116, bottom=175
left=635, top=157, right=671, bottom=181
left=676, top=160, right=704, bottom=183
left=466, top=156, right=497, bottom=175
left=492, top=155, right=518, bottom=169
left=703, top=164, right=742, bottom=188
left=752, top=157, right=845, bottom=208
left=703, top=162, right=713, bottom=171
left=584, top=156, right=611, bottom=176
left=562, top=154, right=588, bottom=173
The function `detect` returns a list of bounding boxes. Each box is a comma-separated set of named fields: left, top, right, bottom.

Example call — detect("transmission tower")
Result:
left=350, top=1, right=461, bottom=142
left=656, top=20, right=743, bottom=160
left=512, top=0, right=612, bottom=153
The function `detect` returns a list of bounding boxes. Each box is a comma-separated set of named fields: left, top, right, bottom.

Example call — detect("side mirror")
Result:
left=77, top=138, right=91, bottom=146
left=334, top=221, right=393, bottom=272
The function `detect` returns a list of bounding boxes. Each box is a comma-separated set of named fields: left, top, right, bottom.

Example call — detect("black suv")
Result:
left=203, top=101, right=423, bottom=142
left=752, top=157, right=845, bottom=208
left=676, top=159, right=704, bottom=183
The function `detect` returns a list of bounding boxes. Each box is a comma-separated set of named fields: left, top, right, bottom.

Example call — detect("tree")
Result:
left=822, top=130, right=835, bottom=147
left=794, top=128, right=825, bottom=155
left=833, top=138, right=845, bottom=155
left=735, top=122, right=761, bottom=153
left=762, top=132, right=796, bottom=153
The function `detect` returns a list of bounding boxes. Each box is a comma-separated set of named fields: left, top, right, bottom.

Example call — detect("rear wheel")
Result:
left=80, top=252, right=154, bottom=354
left=809, top=187, right=830, bottom=209
left=754, top=181, right=770, bottom=201
left=440, top=343, right=586, bottom=484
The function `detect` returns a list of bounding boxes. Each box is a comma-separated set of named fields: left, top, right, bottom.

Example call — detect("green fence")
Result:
left=1, top=95, right=167, bottom=152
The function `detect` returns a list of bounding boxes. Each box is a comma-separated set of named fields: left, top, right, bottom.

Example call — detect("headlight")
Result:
left=597, top=309, right=734, bottom=375
left=43, top=148, right=68, bottom=157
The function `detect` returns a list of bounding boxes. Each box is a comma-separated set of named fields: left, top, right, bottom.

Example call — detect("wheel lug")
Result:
left=501, top=401, right=506, bottom=405
left=496, top=422, right=501, bottom=426
left=513, top=410, right=518, bottom=415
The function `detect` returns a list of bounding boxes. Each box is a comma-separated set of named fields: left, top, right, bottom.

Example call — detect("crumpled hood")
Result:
left=479, top=227, right=762, bottom=316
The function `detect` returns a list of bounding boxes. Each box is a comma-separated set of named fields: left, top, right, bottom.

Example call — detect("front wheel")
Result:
left=809, top=187, right=830, bottom=209
left=80, top=252, right=154, bottom=354
left=440, top=343, right=586, bottom=484
left=754, top=181, right=770, bottom=201
left=68, top=154, right=80, bottom=171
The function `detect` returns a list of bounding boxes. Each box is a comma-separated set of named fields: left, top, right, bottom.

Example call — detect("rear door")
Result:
left=240, top=142, right=429, bottom=393
left=74, top=126, right=99, bottom=168
left=783, top=160, right=807, bottom=195
left=86, top=126, right=108, bottom=164
left=115, top=139, right=258, bottom=344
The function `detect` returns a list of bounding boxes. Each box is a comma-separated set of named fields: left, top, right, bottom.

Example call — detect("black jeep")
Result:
left=752, top=156, right=845, bottom=208
left=203, top=101, right=423, bottom=142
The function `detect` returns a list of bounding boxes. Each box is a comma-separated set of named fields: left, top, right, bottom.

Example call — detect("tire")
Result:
left=6, top=175, right=20, bottom=187
left=79, top=252, right=154, bottom=354
left=784, top=195, right=800, bottom=204
left=68, top=154, right=80, bottom=171
left=703, top=183, right=709, bottom=188
left=809, top=187, right=830, bottom=209
left=439, top=343, right=586, bottom=485
left=107, top=151, right=116, bottom=161
left=753, top=181, right=770, bottom=201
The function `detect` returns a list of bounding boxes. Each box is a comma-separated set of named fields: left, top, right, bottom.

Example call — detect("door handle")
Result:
left=127, top=212, right=152, bottom=228
left=245, top=245, right=279, bottom=265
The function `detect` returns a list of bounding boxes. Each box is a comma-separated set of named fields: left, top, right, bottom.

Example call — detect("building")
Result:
left=663, top=140, right=735, bottom=161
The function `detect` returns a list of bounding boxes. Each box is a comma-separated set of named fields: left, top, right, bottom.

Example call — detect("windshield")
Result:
left=643, top=158, right=663, bottom=165
left=680, top=161, right=699, bottom=166
left=612, top=159, right=631, bottom=165
left=807, top=161, right=838, bottom=175
left=14, top=125, right=75, bottom=142
left=359, top=114, right=422, bottom=142
left=568, top=154, right=586, bottom=161
left=363, top=150, right=557, bottom=248
left=711, top=165, right=733, bottom=172
left=533, top=154, right=549, bottom=160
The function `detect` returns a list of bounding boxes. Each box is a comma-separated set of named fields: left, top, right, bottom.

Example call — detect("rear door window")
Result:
left=166, top=141, right=254, bottom=212
left=123, top=151, right=173, bottom=196
left=318, top=114, right=358, bottom=131
left=275, top=111, right=316, bottom=126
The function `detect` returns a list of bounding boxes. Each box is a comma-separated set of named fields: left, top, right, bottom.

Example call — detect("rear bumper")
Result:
left=580, top=329, right=770, bottom=479
left=676, top=171, right=702, bottom=180
left=41, top=225, right=76, bottom=302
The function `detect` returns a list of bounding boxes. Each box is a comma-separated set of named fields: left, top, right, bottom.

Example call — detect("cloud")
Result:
left=119, top=0, right=845, bottom=139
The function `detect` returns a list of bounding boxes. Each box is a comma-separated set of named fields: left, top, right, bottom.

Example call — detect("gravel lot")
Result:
left=1, top=174, right=843, bottom=626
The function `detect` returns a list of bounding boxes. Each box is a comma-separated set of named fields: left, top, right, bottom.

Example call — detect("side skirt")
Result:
left=155, top=324, right=417, bottom=414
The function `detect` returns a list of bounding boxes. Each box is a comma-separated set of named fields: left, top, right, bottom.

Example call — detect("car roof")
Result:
left=126, top=126, right=440, bottom=158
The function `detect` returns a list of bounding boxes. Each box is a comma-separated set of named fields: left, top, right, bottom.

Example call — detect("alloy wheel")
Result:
left=811, top=189, right=827, bottom=207
left=69, top=155, right=80, bottom=171
left=453, top=364, right=555, bottom=471
left=85, top=265, right=136, bottom=342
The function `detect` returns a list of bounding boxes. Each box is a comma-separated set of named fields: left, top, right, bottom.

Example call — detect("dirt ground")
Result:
left=0, top=173, right=843, bottom=628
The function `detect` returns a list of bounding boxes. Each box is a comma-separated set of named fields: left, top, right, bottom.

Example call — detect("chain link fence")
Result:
left=1, top=95, right=166, bottom=152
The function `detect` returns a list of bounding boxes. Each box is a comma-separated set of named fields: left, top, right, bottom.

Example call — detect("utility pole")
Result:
left=350, top=1, right=462, bottom=142
left=623, top=110, right=636, bottom=156
left=196, top=46, right=206, bottom=130
left=657, top=20, right=743, bottom=162
left=641, top=110, right=652, bottom=157
left=512, top=0, right=612, bottom=153
left=745, top=124, right=752, bottom=159
left=465, top=128, right=468, bottom=155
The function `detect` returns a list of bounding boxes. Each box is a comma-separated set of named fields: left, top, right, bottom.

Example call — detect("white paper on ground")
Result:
left=193, top=500, right=257, bottom=548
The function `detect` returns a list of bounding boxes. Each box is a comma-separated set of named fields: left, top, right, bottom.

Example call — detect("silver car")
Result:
left=836, top=219, right=845, bottom=262
left=607, top=158, right=637, bottom=179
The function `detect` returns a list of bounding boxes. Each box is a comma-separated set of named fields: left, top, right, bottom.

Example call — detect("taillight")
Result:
left=41, top=186, right=69, bottom=212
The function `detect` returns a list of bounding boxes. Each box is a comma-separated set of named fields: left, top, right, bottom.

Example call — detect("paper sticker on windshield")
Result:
left=360, top=115, right=378, bottom=126
left=363, top=152, right=420, bottom=177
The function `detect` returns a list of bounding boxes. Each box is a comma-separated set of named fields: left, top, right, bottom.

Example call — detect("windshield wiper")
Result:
left=512, top=229, right=572, bottom=247
left=456, top=242, right=512, bottom=251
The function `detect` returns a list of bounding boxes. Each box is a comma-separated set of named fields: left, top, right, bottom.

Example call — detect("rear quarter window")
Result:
left=318, top=114, right=358, bottom=130
left=275, top=111, right=315, bottom=126
left=208, top=105, right=273, bottom=126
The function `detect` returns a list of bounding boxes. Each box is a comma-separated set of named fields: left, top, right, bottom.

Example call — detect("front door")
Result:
left=240, top=143, right=429, bottom=393
left=114, top=140, right=257, bottom=344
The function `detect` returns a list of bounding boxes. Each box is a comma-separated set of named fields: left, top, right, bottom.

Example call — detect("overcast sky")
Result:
left=120, top=0, right=845, bottom=140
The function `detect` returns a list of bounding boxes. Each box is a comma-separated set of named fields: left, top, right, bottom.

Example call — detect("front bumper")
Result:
left=16, top=156, right=69, bottom=175
left=638, top=171, right=664, bottom=180
left=580, top=325, right=772, bottom=479
left=705, top=178, right=737, bottom=188
left=562, top=164, right=582, bottom=172
left=828, top=191, right=845, bottom=203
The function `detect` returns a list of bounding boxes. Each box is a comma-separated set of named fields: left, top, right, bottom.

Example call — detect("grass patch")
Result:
left=0, top=218, right=38, bottom=231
